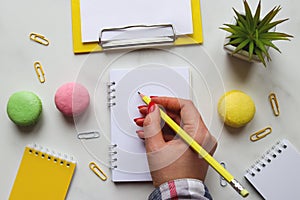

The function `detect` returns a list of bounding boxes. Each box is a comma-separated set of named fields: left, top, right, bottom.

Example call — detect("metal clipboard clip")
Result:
left=99, top=24, right=176, bottom=50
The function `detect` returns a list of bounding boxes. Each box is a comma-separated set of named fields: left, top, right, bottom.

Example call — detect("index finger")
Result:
left=150, top=96, right=198, bottom=113
left=151, top=96, right=204, bottom=132
left=150, top=96, right=182, bottom=113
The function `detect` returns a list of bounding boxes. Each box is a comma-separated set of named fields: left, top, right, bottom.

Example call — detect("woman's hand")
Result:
left=134, top=97, right=217, bottom=187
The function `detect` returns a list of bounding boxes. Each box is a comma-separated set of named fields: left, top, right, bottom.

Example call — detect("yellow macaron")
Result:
left=218, top=90, right=256, bottom=128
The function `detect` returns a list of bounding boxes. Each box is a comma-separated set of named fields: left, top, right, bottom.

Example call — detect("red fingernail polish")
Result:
left=150, top=96, right=158, bottom=98
left=134, top=117, right=144, bottom=122
left=148, top=101, right=156, bottom=113
left=138, top=105, right=147, bottom=109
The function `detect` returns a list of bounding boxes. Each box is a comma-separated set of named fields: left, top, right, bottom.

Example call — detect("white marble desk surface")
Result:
left=1, top=0, right=300, bottom=199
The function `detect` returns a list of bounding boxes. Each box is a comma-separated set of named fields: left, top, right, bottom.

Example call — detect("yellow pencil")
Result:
left=138, top=92, right=249, bottom=198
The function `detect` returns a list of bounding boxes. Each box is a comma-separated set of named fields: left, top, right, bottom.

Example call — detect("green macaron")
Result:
left=7, top=91, right=42, bottom=126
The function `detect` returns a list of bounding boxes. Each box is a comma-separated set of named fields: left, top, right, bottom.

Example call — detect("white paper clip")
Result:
left=77, top=131, right=100, bottom=140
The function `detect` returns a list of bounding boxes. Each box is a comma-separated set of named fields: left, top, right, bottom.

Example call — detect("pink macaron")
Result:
left=54, top=82, right=90, bottom=117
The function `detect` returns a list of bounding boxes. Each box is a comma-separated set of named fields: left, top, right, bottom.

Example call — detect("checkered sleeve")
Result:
left=148, top=179, right=213, bottom=200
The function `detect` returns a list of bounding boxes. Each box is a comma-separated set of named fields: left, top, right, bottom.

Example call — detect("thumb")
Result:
left=143, top=102, right=165, bottom=152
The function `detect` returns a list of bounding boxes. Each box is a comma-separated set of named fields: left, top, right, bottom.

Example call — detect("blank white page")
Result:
left=80, top=0, right=193, bottom=42
left=244, top=139, right=300, bottom=199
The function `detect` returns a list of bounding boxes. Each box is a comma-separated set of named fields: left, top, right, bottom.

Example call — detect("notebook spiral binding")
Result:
left=107, top=82, right=116, bottom=107
left=246, top=140, right=288, bottom=177
left=27, top=144, right=76, bottom=167
left=109, top=144, right=118, bottom=169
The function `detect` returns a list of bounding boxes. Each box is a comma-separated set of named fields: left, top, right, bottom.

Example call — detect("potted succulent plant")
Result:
left=220, top=0, right=293, bottom=66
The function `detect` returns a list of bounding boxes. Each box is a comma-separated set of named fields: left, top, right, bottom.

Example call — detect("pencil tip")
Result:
left=137, top=91, right=141, bottom=94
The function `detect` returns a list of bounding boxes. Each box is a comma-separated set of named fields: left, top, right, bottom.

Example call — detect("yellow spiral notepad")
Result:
left=9, top=144, right=76, bottom=200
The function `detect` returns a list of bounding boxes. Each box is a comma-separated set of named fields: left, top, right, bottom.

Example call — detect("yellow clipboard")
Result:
left=71, top=0, right=203, bottom=53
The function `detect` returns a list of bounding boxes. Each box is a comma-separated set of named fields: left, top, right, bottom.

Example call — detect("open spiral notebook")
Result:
left=244, top=139, right=300, bottom=199
left=108, top=65, right=190, bottom=182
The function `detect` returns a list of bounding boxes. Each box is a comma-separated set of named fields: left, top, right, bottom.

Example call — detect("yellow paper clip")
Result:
left=34, top=62, right=45, bottom=83
left=269, top=93, right=280, bottom=116
left=250, top=126, right=272, bottom=142
left=29, top=32, right=50, bottom=46
left=89, top=162, right=107, bottom=181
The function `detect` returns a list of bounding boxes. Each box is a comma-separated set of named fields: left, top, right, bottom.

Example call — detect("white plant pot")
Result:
left=223, top=36, right=261, bottom=63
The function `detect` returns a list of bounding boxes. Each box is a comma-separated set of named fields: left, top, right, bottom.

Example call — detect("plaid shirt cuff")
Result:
left=149, top=178, right=212, bottom=200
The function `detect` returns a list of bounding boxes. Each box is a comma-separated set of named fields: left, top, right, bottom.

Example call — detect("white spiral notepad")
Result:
left=244, top=139, right=300, bottom=199
left=108, top=65, right=190, bottom=182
